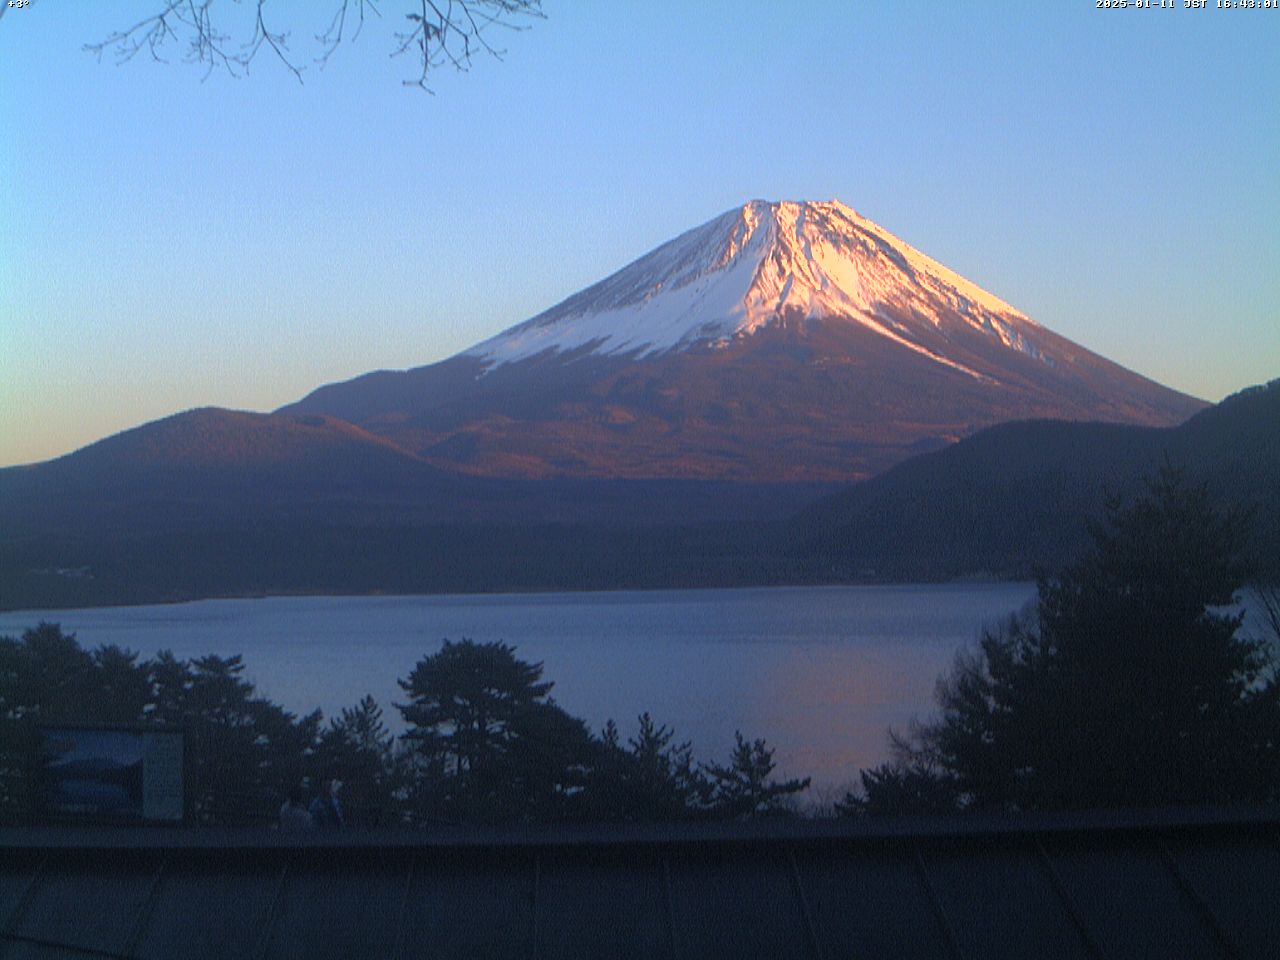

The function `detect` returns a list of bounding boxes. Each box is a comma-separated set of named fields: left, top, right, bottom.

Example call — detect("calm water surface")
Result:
left=0, top=584, right=1038, bottom=790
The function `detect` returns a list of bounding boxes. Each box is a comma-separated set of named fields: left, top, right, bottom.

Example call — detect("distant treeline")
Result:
left=0, top=521, right=804, bottom=612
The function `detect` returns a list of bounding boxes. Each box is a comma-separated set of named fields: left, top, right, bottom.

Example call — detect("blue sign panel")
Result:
left=38, top=726, right=183, bottom=822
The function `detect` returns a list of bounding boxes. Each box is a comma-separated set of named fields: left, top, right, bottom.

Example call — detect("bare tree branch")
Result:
left=84, top=1, right=258, bottom=81
left=80, top=1, right=542, bottom=90
left=316, top=0, right=381, bottom=70
left=248, top=0, right=303, bottom=84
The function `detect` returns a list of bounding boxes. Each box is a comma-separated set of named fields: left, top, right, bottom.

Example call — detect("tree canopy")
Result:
left=704, top=731, right=811, bottom=819
left=396, top=639, right=608, bottom=822
left=852, top=467, right=1280, bottom=814
left=392, top=638, right=813, bottom=822
left=2, top=626, right=805, bottom=826
left=587, top=714, right=708, bottom=821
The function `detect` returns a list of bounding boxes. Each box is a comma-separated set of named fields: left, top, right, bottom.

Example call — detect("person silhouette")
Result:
left=278, top=785, right=314, bottom=831
left=309, top=778, right=346, bottom=828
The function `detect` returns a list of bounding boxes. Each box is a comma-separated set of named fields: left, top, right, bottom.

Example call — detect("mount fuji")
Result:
left=0, top=200, right=1248, bottom=609
left=287, top=199, right=1203, bottom=482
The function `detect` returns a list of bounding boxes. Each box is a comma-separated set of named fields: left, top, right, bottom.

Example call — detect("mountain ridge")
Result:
left=792, top=378, right=1280, bottom=580
left=1, top=382, right=1272, bottom=612
left=285, top=198, right=1204, bottom=482
left=0, top=197, right=1233, bottom=611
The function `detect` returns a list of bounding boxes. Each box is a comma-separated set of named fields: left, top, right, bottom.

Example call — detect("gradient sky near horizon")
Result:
left=2, top=1, right=1277, bottom=468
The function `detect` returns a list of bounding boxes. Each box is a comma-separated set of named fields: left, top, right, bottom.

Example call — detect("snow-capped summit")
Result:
left=469, top=199, right=1038, bottom=379
left=287, top=199, right=1205, bottom=482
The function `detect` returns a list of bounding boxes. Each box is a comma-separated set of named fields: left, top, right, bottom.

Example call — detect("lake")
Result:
left=0, top=584, right=1040, bottom=792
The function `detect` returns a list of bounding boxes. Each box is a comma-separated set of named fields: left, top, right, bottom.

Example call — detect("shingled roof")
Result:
left=2, top=807, right=1277, bottom=959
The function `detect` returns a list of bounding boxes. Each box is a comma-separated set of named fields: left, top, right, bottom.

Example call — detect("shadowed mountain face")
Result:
left=0, top=384, right=1272, bottom=611
left=791, top=379, right=1280, bottom=580
left=285, top=200, right=1204, bottom=482
left=0, top=407, right=836, bottom=541
left=0, top=408, right=450, bottom=538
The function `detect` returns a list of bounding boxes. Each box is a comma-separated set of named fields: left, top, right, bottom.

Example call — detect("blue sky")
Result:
left=2, top=1, right=1276, bottom=467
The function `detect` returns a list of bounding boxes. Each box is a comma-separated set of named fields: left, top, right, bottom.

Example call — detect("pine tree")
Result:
left=704, top=732, right=809, bottom=818
left=585, top=713, right=710, bottom=821
left=314, top=695, right=399, bottom=825
left=396, top=639, right=591, bottom=821
left=859, top=466, right=1280, bottom=813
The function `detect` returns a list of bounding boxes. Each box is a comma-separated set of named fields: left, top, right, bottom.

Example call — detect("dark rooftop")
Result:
left=2, top=806, right=1277, bottom=959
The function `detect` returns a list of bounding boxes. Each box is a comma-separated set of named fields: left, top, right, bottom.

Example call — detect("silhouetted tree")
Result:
left=585, top=714, right=709, bottom=821
left=0, top=625, right=159, bottom=821
left=704, top=732, right=809, bottom=819
left=90, top=645, right=155, bottom=723
left=860, top=467, right=1280, bottom=813
left=150, top=652, right=320, bottom=823
left=0, top=623, right=102, bottom=722
left=836, top=751, right=959, bottom=818
left=313, top=694, right=403, bottom=825
left=0, top=623, right=98, bottom=820
left=1, top=627, right=325, bottom=824
left=397, top=639, right=592, bottom=821
left=501, top=699, right=596, bottom=821
left=1244, top=582, right=1280, bottom=794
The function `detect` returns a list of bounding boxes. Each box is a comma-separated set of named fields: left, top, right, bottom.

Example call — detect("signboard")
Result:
left=37, top=725, right=183, bottom=822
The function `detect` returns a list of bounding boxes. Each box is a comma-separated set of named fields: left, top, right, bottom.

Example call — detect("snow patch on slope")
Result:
left=467, top=199, right=1039, bottom=377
